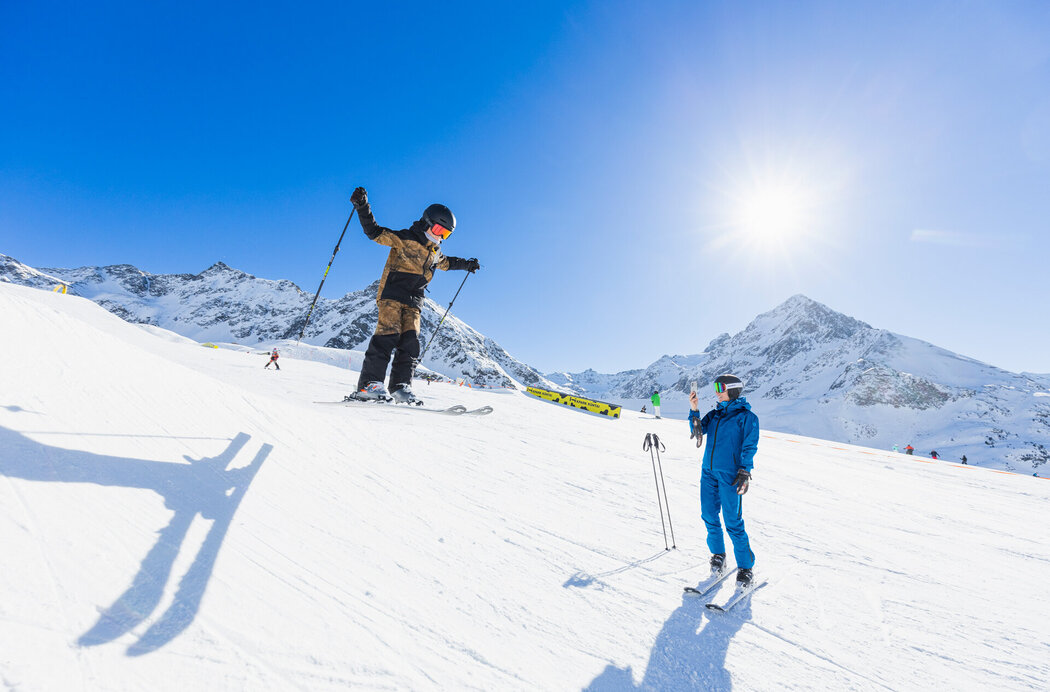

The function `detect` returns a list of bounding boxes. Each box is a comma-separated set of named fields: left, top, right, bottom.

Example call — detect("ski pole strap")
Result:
left=642, top=433, right=666, bottom=453
left=652, top=433, right=666, bottom=453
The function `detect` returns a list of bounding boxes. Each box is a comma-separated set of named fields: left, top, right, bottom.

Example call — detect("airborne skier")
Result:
left=688, top=374, right=759, bottom=590
left=346, top=187, right=480, bottom=404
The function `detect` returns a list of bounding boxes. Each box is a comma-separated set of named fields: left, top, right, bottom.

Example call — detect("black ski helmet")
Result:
left=423, top=203, right=456, bottom=233
left=714, top=374, right=744, bottom=400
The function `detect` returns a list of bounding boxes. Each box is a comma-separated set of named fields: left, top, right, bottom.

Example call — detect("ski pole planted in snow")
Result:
left=297, top=207, right=356, bottom=343
left=643, top=433, right=676, bottom=550
left=418, top=271, right=470, bottom=363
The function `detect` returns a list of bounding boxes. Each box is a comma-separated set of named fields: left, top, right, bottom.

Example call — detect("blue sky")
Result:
left=3, top=1, right=1049, bottom=374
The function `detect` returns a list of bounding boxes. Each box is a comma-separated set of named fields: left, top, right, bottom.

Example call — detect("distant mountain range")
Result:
left=0, top=253, right=555, bottom=390
left=547, top=295, right=1050, bottom=473
left=4, top=252, right=1047, bottom=473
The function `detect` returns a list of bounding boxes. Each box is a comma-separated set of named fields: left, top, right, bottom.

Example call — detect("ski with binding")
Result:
left=705, top=579, right=767, bottom=614
left=315, top=400, right=469, bottom=415
left=683, top=568, right=735, bottom=600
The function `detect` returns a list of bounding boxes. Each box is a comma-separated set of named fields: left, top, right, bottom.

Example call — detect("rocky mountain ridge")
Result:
left=5, top=253, right=1046, bottom=472
left=0, top=253, right=553, bottom=389
left=548, top=295, right=1050, bottom=473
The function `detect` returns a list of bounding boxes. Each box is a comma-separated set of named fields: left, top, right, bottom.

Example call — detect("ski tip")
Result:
left=704, top=603, right=726, bottom=612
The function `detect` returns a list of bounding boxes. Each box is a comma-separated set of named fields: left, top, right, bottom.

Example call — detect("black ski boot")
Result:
left=710, top=553, right=726, bottom=575
left=736, top=568, right=753, bottom=589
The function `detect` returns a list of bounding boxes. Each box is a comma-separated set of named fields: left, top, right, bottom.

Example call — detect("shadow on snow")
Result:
left=584, top=593, right=752, bottom=691
left=0, top=425, right=270, bottom=656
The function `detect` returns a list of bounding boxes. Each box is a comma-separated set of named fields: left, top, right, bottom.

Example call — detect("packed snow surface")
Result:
left=2, top=283, right=1048, bottom=690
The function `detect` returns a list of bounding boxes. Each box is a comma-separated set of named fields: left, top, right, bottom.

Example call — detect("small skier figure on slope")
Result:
left=346, top=187, right=479, bottom=404
left=264, top=348, right=280, bottom=370
left=651, top=390, right=661, bottom=419
left=688, top=374, right=758, bottom=589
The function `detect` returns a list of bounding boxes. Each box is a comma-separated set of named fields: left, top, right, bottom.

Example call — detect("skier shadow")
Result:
left=0, top=424, right=270, bottom=656
left=584, top=594, right=752, bottom=692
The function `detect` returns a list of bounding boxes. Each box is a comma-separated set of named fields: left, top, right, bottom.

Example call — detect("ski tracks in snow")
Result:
left=2, top=472, right=96, bottom=690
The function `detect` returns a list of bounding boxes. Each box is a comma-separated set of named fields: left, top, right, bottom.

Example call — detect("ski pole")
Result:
left=643, top=433, right=670, bottom=550
left=297, top=207, right=356, bottom=343
left=651, top=433, right=676, bottom=549
left=418, top=271, right=470, bottom=362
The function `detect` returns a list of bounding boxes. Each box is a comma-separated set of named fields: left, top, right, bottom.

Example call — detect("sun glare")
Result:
left=700, top=148, right=844, bottom=273
left=734, top=182, right=810, bottom=242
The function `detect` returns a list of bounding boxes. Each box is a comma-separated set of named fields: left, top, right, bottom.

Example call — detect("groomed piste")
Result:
left=2, top=282, right=1048, bottom=690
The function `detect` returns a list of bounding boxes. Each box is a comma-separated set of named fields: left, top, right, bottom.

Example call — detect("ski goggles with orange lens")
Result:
left=430, top=223, right=453, bottom=240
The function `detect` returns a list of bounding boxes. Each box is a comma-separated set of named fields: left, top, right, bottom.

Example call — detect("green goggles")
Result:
left=714, top=382, right=727, bottom=393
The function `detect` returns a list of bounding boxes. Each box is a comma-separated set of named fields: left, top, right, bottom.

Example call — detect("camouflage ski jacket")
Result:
left=357, top=203, right=472, bottom=308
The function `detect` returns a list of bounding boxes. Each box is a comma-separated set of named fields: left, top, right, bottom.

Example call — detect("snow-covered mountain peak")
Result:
left=740, top=294, right=872, bottom=349
left=0, top=253, right=555, bottom=389
left=703, top=332, right=732, bottom=353
left=548, top=295, right=1050, bottom=473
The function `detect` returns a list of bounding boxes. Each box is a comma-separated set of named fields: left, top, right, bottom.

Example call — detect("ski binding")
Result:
left=705, top=579, right=767, bottom=614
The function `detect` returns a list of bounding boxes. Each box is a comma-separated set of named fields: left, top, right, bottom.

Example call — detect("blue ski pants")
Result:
left=700, top=468, right=755, bottom=570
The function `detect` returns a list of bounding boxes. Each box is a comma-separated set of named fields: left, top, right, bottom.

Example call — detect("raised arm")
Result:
left=351, top=187, right=397, bottom=243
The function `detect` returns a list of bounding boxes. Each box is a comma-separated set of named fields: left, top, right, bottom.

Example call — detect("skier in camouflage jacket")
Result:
left=349, top=187, right=479, bottom=399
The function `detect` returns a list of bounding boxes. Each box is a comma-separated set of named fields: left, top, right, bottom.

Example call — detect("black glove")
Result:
left=733, top=469, right=751, bottom=495
left=689, top=417, right=703, bottom=447
left=350, top=186, right=368, bottom=209
left=465, top=258, right=480, bottom=273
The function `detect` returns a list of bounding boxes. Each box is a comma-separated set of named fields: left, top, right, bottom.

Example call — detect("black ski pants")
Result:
left=357, top=299, right=421, bottom=391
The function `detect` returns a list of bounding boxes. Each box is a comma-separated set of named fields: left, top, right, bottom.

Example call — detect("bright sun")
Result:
left=731, top=180, right=812, bottom=244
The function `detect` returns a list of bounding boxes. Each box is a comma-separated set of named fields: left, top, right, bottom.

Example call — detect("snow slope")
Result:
left=2, top=282, right=1048, bottom=690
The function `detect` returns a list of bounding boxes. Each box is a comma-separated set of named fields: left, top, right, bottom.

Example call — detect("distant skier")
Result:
left=930, top=450, right=939, bottom=460
left=264, top=348, right=280, bottom=370
left=905, top=444, right=914, bottom=455
left=960, top=454, right=968, bottom=465
left=640, top=405, right=647, bottom=414
left=346, top=187, right=479, bottom=404
left=688, top=374, right=758, bottom=589
left=651, top=390, right=661, bottom=419
left=893, top=444, right=899, bottom=453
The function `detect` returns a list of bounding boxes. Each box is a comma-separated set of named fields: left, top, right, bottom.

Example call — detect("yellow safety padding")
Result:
left=526, top=386, right=621, bottom=419
left=200, top=342, right=218, bottom=349
left=52, top=284, right=68, bottom=294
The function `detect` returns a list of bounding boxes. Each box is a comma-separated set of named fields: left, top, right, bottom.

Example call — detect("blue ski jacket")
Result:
left=688, top=398, right=759, bottom=473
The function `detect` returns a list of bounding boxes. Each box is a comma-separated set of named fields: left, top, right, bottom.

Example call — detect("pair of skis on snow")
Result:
left=684, top=568, right=767, bottom=614
left=317, top=399, right=493, bottom=416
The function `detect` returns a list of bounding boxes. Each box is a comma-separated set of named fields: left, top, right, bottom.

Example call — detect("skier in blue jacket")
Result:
left=688, top=374, right=759, bottom=588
